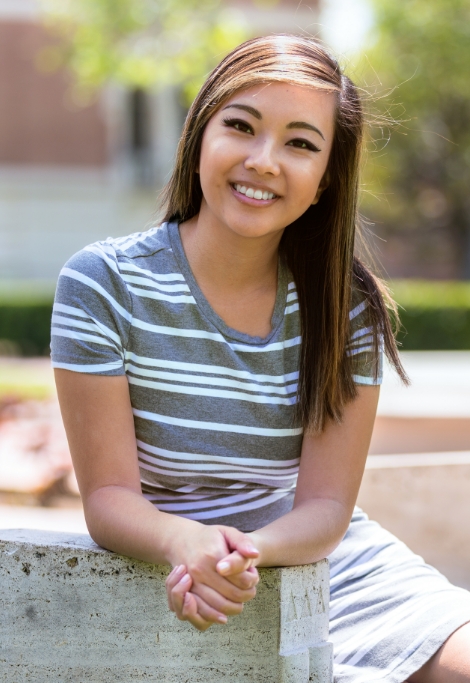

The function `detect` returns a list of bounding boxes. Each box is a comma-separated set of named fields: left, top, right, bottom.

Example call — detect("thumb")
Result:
left=222, top=527, right=260, bottom=559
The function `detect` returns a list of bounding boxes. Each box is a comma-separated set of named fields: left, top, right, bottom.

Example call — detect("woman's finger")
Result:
left=222, top=527, right=260, bottom=560
left=191, top=581, right=251, bottom=616
left=170, top=572, right=192, bottom=615
left=180, top=592, right=214, bottom=632
left=192, top=593, right=228, bottom=625
left=216, top=550, right=254, bottom=577
left=165, top=565, right=186, bottom=611
left=223, top=566, right=259, bottom=590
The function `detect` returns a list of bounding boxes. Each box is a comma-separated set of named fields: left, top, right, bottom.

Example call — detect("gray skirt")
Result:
left=328, top=508, right=470, bottom=683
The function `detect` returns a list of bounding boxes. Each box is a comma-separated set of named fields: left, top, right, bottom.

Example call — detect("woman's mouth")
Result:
left=231, top=183, right=278, bottom=203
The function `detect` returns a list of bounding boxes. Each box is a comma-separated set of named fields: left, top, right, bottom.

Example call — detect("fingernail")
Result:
left=174, top=565, right=185, bottom=575
left=217, top=561, right=230, bottom=573
left=248, top=547, right=259, bottom=554
left=217, top=614, right=228, bottom=624
left=180, top=573, right=191, bottom=584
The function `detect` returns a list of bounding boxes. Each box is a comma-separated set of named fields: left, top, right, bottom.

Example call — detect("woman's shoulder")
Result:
left=61, top=222, right=173, bottom=279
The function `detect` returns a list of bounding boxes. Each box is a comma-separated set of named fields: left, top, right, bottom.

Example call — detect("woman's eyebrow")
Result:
left=222, top=103, right=261, bottom=119
left=222, top=103, right=325, bottom=140
left=286, top=121, right=325, bottom=140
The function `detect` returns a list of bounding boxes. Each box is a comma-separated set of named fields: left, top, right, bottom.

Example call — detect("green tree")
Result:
left=357, top=0, right=470, bottom=278
left=39, top=0, right=247, bottom=103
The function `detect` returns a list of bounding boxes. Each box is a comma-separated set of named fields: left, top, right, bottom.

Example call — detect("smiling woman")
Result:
left=50, top=35, right=470, bottom=683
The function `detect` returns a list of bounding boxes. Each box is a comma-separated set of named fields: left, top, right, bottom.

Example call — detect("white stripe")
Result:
left=350, top=325, right=373, bottom=341
left=126, top=284, right=196, bottom=305
left=352, top=374, right=380, bottom=385
left=349, top=299, right=367, bottom=320
left=83, top=244, right=120, bottom=275
left=119, top=262, right=186, bottom=283
left=288, top=282, right=296, bottom=291
left=347, top=345, right=373, bottom=357
left=52, top=360, right=124, bottom=373
left=377, top=608, right=470, bottom=679
left=340, top=591, right=450, bottom=666
left=131, top=317, right=226, bottom=343
left=61, top=268, right=132, bottom=322
left=284, top=303, right=299, bottom=315
left=330, top=532, right=390, bottom=579
left=175, top=489, right=291, bottom=520
left=349, top=335, right=374, bottom=347
left=286, top=292, right=298, bottom=303
left=133, top=408, right=303, bottom=437
left=53, top=302, right=90, bottom=319
left=128, top=375, right=297, bottom=405
left=149, top=489, right=268, bottom=512
left=122, top=273, right=190, bottom=293
left=136, top=439, right=300, bottom=468
left=113, top=225, right=161, bottom=251
left=52, top=314, right=100, bottom=334
left=51, top=314, right=122, bottom=348
left=51, top=327, right=115, bottom=348
left=229, top=336, right=302, bottom=353
left=125, top=351, right=299, bottom=384
left=138, top=453, right=299, bottom=480
left=126, top=363, right=297, bottom=395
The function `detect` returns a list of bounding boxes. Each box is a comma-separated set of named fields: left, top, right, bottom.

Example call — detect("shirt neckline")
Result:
left=167, top=220, right=289, bottom=346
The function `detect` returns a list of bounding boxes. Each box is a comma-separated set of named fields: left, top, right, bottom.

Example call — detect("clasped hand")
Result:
left=165, top=524, right=260, bottom=631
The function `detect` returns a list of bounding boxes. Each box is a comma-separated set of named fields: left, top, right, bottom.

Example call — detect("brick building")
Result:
left=0, top=0, right=320, bottom=281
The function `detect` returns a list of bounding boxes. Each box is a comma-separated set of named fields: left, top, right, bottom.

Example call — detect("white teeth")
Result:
left=234, top=184, right=276, bottom=200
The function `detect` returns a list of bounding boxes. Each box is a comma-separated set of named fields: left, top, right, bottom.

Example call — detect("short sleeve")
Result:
left=346, top=289, right=383, bottom=386
left=50, top=241, right=132, bottom=375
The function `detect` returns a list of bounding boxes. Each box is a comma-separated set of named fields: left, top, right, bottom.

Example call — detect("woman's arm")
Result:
left=247, top=385, right=380, bottom=567
left=54, top=369, right=259, bottom=629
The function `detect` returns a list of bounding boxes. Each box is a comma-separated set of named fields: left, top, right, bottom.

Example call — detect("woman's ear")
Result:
left=311, top=172, right=330, bottom=205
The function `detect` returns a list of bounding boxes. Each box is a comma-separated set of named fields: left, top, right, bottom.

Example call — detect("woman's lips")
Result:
left=230, top=183, right=279, bottom=206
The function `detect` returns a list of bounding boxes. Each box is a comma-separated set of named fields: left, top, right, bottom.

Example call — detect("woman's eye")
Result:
left=223, top=117, right=253, bottom=134
left=288, top=139, right=320, bottom=152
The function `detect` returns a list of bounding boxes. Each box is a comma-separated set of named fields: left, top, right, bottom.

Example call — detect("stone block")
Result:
left=0, top=529, right=332, bottom=683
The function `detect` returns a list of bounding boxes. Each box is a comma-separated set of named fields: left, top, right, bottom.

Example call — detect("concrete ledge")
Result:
left=358, top=452, right=470, bottom=589
left=0, top=529, right=332, bottom=683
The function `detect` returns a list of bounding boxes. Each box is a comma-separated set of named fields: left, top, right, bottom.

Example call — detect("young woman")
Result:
left=51, top=35, right=470, bottom=682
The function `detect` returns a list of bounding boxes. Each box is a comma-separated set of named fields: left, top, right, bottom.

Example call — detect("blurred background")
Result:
left=0, top=0, right=469, bottom=586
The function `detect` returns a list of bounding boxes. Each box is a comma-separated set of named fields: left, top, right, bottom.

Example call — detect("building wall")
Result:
left=0, top=21, right=108, bottom=166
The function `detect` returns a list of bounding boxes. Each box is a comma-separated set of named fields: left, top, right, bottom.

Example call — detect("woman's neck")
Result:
left=178, top=212, right=284, bottom=338
left=179, top=213, right=282, bottom=295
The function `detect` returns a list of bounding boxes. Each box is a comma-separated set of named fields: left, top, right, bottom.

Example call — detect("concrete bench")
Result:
left=0, top=529, right=333, bottom=683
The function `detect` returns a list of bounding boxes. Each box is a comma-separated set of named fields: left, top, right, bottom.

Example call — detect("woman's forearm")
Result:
left=84, top=485, right=200, bottom=566
left=247, top=498, right=351, bottom=567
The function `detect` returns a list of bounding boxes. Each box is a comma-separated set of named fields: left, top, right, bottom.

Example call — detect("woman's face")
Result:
left=197, top=81, right=336, bottom=242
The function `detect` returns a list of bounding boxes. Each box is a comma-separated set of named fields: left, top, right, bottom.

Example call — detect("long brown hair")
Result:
left=160, top=34, right=407, bottom=431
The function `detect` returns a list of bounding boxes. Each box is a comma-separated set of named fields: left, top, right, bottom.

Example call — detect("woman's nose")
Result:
left=244, top=138, right=280, bottom=176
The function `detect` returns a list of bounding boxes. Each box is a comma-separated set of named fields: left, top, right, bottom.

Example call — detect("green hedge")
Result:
left=0, top=279, right=469, bottom=355
left=0, top=282, right=54, bottom=356
left=390, top=280, right=470, bottom=350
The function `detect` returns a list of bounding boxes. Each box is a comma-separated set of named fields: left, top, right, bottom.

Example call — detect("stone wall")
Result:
left=0, top=529, right=332, bottom=683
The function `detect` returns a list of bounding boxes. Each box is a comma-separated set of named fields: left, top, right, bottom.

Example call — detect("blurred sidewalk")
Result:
left=371, top=351, right=470, bottom=454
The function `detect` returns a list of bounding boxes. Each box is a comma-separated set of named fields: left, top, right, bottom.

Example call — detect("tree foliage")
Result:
left=356, top=0, right=470, bottom=277
left=39, top=0, right=247, bottom=102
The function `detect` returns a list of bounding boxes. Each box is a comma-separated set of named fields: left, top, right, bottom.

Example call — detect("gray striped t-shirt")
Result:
left=51, top=221, right=382, bottom=531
